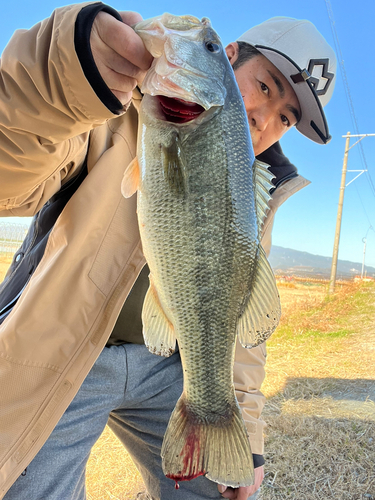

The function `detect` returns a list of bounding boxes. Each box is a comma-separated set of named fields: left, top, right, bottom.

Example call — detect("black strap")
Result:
left=74, top=2, right=124, bottom=114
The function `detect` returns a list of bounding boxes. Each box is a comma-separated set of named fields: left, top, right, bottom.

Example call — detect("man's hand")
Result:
left=217, top=466, right=264, bottom=499
left=90, top=11, right=153, bottom=105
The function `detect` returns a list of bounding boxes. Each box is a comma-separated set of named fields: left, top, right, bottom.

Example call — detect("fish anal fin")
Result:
left=121, top=157, right=140, bottom=198
left=237, top=245, right=281, bottom=348
left=142, top=275, right=176, bottom=357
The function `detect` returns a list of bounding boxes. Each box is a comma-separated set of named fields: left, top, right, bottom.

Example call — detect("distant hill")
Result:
left=268, top=245, right=375, bottom=279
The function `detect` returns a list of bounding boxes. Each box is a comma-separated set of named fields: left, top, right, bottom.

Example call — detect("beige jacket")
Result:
left=0, top=4, right=309, bottom=496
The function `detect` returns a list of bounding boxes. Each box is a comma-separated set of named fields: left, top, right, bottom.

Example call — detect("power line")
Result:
left=365, top=170, right=375, bottom=199
left=324, top=0, right=375, bottom=201
left=325, top=2, right=375, bottom=291
left=353, top=183, right=373, bottom=228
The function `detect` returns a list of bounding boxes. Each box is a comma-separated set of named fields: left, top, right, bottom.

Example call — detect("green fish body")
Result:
left=122, top=13, right=281, bottom=488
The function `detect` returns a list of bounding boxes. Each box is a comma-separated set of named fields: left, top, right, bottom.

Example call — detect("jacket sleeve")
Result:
left=0, top=2, right=122, bottom=216
left=234, top=340, right=267, bottom=457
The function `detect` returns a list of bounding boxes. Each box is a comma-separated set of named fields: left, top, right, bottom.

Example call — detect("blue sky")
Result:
left=1, top=0, right=375, bottom=267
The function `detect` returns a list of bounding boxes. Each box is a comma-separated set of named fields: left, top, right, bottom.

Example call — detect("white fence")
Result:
left=0, top=222, right=30, bottom=259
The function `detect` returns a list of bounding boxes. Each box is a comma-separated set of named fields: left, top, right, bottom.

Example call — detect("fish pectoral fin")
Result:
left=163, top=134, right=186, bottom=196
left=142, top=276, right=176, bottom=357
left=237, top=245, right=281, bottom=348
left=121, top=156, right=140, bottom=198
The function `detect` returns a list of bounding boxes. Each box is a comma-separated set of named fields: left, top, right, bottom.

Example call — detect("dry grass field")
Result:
left=0, top=256, right=12, bottom=282
left=1, top=254, right=374, bottom=499
left=261, top=280, right=375, bottom=499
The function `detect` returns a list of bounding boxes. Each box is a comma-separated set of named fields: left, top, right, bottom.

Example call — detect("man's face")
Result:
left=226, top=44, right=301, bottom=156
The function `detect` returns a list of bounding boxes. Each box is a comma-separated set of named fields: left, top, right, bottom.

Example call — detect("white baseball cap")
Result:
left=237, top=17, right=337, bottom=144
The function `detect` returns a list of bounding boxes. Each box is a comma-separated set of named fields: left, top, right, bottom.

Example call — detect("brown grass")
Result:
left=262, top=415, right=374, bottom=499
left=0, top=255, right=12, bottom=281
left=86, top=427, right=145, bottom=500
left=260, top=281, right=375, bottom=499
left=1, top=256, right=374, bottom=499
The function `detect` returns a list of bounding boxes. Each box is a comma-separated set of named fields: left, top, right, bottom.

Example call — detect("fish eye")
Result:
left=205, top=41, right=221, bottom=53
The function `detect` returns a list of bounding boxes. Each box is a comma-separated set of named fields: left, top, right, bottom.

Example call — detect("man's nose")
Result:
left=248, top=105, right=272, bottom=131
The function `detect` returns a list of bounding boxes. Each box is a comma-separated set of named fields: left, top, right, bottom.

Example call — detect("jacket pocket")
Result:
left=89, top=197, right=137, bottom=297
left=0, top=354, right=62, bottom=468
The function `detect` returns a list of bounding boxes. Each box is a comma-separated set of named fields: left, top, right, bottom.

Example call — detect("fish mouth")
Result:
left=156, top=95, right=205, bottom=123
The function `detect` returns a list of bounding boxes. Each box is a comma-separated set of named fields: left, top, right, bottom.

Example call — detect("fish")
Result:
left=122, top=13, right=281, bottom=489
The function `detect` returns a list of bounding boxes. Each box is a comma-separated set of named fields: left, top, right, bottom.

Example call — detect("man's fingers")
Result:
left=95, top=13, right=152, bottom=71
left=217, top=467, right=264, bottom=498
left=237, top=486, right=255, bottom=500
left=219, top=485, right=259, bottom=499
left=93, top=42, right=145, bottom=81
left=219, top=486, right=237, bottom=499
left=90, top=11, right=154, bottom=104
left=110, top=89, right=133, bottom=105
left=111, top=22, right=153, bottom=70
left=98, top=64, right=137, bottom=94
left=120, top=11, right=143, bottom=27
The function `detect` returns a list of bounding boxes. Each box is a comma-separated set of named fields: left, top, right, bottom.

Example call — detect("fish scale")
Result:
left=122, top=13, right=281, bottom=488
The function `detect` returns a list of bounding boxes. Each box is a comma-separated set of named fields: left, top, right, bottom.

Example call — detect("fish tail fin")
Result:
left=161, top=395, right=254, bottom=488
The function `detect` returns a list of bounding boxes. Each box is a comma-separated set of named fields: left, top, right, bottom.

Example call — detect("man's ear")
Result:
left=225, top=42, right=239, bottom=66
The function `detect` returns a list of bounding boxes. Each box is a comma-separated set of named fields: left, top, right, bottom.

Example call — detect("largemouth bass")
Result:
left=122, top=14, right=281, bottom=488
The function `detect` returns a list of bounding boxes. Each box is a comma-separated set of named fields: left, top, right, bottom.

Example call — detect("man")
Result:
left=0, top=4, right=336, bottom=499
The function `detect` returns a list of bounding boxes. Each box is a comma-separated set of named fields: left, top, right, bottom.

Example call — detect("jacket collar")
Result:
left=256, top=141, right=299, bottom=191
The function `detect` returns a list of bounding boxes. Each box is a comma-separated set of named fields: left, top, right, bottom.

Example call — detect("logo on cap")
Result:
left=307, top=58, right=334, bottom=96
left=291, top=58, right=334, bottom=97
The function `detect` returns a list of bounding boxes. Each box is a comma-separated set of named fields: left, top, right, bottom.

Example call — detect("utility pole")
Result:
left=328, top=132, right=375, bottom=294
left=329, top=132, right=351, bottom=294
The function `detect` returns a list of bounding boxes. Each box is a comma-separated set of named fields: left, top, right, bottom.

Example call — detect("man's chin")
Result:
left=249, top=133, right=262, bottom=156
left=253, top=140, right=273, bottom=156
left=253, top=143, right=263, bottom=156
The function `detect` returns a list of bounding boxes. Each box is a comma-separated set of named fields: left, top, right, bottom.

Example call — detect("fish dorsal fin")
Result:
left=236, top=244, right=281, bottom=348
left=142, top=274, right=176, bottom=357
left=253, top=159, right=275, bottom=231
left=121, top=156, right=140, bottom=198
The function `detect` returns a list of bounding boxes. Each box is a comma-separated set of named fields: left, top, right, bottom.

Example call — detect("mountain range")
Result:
left=268, top=245, right=375, bottom=279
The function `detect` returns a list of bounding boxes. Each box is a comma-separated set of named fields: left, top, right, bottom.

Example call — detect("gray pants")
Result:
left=5, top=344, right=259, bottom=500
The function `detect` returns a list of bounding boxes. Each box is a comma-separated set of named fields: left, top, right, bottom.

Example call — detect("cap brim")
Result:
left=255, top=46, right=331, bottom=144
